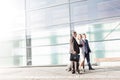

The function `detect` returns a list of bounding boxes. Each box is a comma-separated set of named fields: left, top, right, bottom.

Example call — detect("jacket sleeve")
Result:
left=69, top=37, right=75, bottom=54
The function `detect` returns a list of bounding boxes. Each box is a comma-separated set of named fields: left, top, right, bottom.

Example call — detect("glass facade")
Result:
left=0, top=0, right=26, bottom=66
left=74, top=21, right=120, bottom=65
left=0, top=0, right=120, bottom=66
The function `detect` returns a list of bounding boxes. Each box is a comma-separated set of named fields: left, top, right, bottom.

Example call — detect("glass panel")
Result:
left=74, top=21, right=120, bottom=65
left=28, top=4, right=69, bottom=27
left=97, top=0, right=120, bottom=18
left=70, top=0, right=87, bottom=3
left=0, top=0, right=26, bottom=67
left=74, top=21, right=120, bottom=41
left=31, top=24, right=70, bottom=65
left=32, top=44, right=69, bottom=65
left=31, top=24, right=70, bottom=45
left=28, top=0, right=68, bottom=10
left=70, top=0, right=120, bottom=23
left=70, top=1, right=89, bottom=22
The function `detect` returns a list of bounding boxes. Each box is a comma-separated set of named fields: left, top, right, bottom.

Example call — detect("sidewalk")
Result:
left=0, top=66, right=120, bottom=80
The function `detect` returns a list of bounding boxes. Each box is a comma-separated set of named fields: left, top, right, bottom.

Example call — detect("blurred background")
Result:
left=0, top=0, right=120, bottom=67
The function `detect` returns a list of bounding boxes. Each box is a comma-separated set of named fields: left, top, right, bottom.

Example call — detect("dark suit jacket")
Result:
left=71, top=37, right=80, bottom=54
left=84, top=39, right=91, bottom=53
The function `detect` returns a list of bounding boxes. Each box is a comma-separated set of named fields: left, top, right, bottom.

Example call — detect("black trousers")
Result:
left=85, top=53, right=92, bottom=69
left=70, top=54, right=79, bottom=71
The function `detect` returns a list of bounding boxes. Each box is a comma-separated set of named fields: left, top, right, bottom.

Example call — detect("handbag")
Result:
left=70, top=54, right=80, bottom=62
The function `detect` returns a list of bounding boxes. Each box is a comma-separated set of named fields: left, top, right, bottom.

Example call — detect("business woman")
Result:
left=78, top=34, right=85, bottom=71
left=69, top=31, right=80, bottom=74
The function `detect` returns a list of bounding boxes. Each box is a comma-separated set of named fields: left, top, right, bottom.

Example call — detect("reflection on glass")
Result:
left=70, top=0, right=87, bottom=3
left=32, top=44, right=69, bottom=65
left=74, top=21, right=120, bottom=65
left=0, top=0, right=120, bottom=67
left=29, top=4, right=69, bottom=27
left=70, top=1, right=89, bottom=22
left=28, top=0, right=68, bottom=10
left=31, top=24, right=70, bottom=65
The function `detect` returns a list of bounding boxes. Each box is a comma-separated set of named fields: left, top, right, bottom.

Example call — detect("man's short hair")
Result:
left=73, top=31, right=77, bottom=34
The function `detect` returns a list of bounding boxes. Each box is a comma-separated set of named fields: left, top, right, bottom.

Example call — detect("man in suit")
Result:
left=69, top=31, right=80, bottom=74
left=82, top=33, right=94, bottom=70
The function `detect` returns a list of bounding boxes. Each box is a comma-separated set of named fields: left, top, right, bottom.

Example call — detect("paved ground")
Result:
left=0, top=66, right=120, bottom=80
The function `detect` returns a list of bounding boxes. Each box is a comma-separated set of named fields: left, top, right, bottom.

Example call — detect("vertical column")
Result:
left=25, top=0, right=32, bottom=66
left=68, top=0, right=74, bottom=36
left=26, top=36, right=32, bottom=66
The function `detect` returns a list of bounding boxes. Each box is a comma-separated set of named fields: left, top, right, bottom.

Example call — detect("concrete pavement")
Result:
left=0, top=66, right=120, bottom=80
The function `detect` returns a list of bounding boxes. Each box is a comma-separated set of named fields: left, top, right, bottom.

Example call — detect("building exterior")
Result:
left=0, top=0, right=120, bottom=67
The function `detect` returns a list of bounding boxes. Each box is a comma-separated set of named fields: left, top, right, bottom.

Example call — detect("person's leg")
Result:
left=85, top=53, right=94, bottom=70
left=71, top=61, right=75, bottom=74
left=76, top=55, right=80, bottom=74
left=83, top=54, right=85, bottom=71
left=82, top=60, right=85, bottom=72
left=79, top=58, right=85, bottom=72
left=79, top=53, right=85, bottom=72
left=79, top=54, right=82, bottom=69
left=82, top=60, right=85, bottom=68
left=75, top=61, right=80, bottom=74
left=73, top=61, right=80, bottom=74
left=79, top=60, right=84, bottom=69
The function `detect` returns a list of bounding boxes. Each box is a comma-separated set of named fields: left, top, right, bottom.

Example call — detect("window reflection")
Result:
left=70, top=1, right=89, bottom=22
left=0, top=0, right=120, bottom=67
left=74, top=21, right=120, bottom=64
left=29, top=4, right=69, bottom=27
left=28, top=0, right=68, bottom=10
left=31, top=24, right=70, bottom=65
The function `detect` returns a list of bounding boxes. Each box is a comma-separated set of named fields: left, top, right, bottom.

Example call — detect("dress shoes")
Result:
left=68, top=68, right=71, bottom=72
left=72, top=71, right=75, bottom=74
left=89, top=68, right=95, bottom=70
left=76, top=70, right=80, bottom=74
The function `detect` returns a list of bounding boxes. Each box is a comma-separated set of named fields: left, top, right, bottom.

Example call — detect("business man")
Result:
left=82, top=33, right=94, bottom=70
